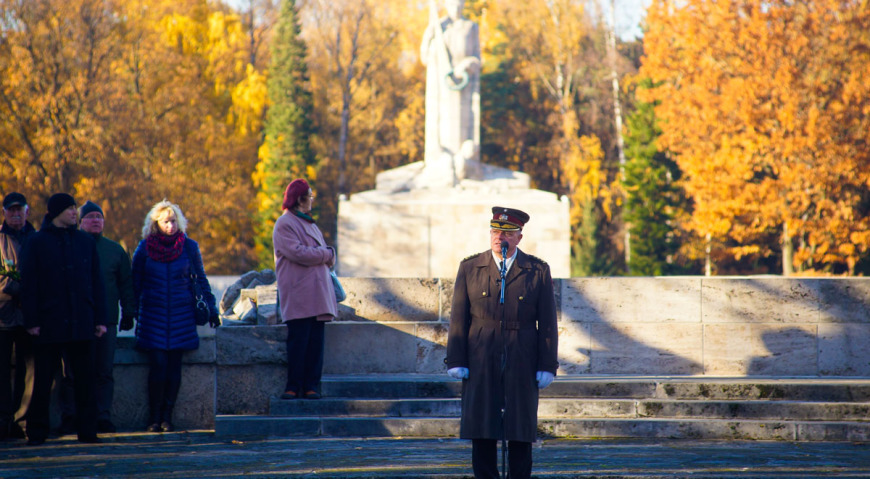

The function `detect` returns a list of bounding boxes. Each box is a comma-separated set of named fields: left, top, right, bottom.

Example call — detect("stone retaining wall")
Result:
left=107, top=277, right=870, bottom=430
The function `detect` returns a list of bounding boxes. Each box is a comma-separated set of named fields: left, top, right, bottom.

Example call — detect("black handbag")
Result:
left=186, top=245, right=210, bottom=326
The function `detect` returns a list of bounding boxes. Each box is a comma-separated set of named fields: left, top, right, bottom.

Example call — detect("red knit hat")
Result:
left=282, top=179, right=311, bottom=211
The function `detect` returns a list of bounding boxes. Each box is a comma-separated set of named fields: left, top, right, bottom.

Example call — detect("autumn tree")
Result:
left=1, top=0, right=264, bottom=273
left=622, top=77, right=694, bottom=275
left=641, top=0, right=870, bottom=275
left=485, top=0, right=633, bottom=275
left=303, top=0, right=418, bottom=241
left=253, top=0, right=315, bottom=268
left=0, top=0, right=120, bottom=217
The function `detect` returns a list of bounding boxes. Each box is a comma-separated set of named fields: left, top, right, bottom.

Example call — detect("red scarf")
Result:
left=146, top=231, right=185, bottom=262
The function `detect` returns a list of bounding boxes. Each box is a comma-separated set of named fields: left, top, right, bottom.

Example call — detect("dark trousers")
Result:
left=472, top=439, right=532, bottom=479
left=0, top=327, right=31, bottom=436
left=284, top=318, right=325, bottom=395
left=60, top=326, right=117, bottom=423
left=147, top=349, right=184, bottom=425
left=26, top=340, right=97, bottom=442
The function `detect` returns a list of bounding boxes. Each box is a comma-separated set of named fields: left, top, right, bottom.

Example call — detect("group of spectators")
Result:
left=0, top=193, right=218, bottom=446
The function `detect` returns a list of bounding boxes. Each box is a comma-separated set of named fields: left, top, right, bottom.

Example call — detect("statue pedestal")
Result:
left=337, top=162, right=571, bottom=278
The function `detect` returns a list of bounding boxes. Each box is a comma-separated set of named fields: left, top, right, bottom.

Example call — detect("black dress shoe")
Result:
left=78, top=435, right=101, bottom=444
left=160, top=422, right=173, bottom=432
left=26, top=437, right=46, bottom=446
left=304, top=390, right=322, bottom=399
left=146, top=423, right=162, bottom=433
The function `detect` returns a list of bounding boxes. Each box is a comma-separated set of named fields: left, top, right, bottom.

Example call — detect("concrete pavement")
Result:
left=2, top=431, right=870, bottom=478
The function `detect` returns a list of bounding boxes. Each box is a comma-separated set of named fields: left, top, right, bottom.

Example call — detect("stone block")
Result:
left=112, top=363, right=215, bottom=430
left=257, top=303, right=280, bottom=325
left=337, top=188, right=570, bottom=279
left=219, top=271, right=257, bottom=313
left=216, top=364, right=286, bottom=415
left=233, top=297, right=257, bottom=322
left=818, top=279, right=870, bottom=323
left=560, top=277, right=702, bottom=323
left=556, top=323, right=591, bottom=374
left=323, top=322, right=419, bottom=374
left=701, top=278, right=820, bottom=323
left=703, top=324, right=818, bottom=375
left=439, top=278, right=454, bottom=322
left=336, top=278, right=440, bottom=322
left=415, top=322, right=449, bottom=374
left=587, top=323, right=703, bottom=375
left=819, top=323, right=870, bottom=376
left=216, top=326, right=286, bottom=365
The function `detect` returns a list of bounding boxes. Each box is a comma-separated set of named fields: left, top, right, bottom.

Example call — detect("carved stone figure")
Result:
left=420, top=0, right=481, bottom=186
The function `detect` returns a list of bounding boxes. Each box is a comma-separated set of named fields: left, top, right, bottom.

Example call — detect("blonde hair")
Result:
left=141, top=200, right=188, bottom=239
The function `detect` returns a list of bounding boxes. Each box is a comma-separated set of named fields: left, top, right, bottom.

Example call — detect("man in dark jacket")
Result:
left=59, top=200, right=136, bottom=434
left=0, top=192, right=35, bottom=440
left=446, top=207, right=559, bottom=479
left=19, top=193, right=107, bottom=445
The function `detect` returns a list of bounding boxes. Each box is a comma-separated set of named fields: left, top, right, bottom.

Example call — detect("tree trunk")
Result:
left=781, top=222, right=794, bottom=276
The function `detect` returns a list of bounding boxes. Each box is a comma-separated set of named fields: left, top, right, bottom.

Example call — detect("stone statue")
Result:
left=420, top=0, right=481, bottom=186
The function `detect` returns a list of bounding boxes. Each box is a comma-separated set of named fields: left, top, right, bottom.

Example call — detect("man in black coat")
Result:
left=58, top=200, right=137, bottom=434
left=19, top=193, right=107, bottom=445
left=446, top=206, right=559, bottom=479
left=0, top=192, right=36, bottom=440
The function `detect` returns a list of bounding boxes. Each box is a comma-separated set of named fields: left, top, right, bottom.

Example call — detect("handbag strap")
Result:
left=183, top=243, right=205, bottom=302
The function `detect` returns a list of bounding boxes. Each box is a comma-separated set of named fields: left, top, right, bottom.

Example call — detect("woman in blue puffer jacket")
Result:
left=132, top=200, right=218, bottom=433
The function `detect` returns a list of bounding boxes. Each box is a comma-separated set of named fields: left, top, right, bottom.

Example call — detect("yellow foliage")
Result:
left=641, top=0, right=870, bottom=274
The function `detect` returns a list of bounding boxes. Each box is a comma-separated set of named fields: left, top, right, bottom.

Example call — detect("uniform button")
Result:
left=482, top=292, right=487, bottom=296
left=519, top=296, right=524, bottom=300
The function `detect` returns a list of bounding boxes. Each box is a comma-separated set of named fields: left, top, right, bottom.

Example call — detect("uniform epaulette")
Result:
left=527, top=254, right=547, bottom=265
left=461, top=253, right=478, bottom=263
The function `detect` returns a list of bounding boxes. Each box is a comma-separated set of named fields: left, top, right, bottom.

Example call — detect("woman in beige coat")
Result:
left=273, top=179, right=337, bottom=399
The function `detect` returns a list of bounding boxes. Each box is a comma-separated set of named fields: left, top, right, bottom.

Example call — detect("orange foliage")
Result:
left=641, top=0, right=870, bottom=274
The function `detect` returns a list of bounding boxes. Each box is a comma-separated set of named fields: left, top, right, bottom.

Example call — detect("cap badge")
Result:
left=499, top=214, right=508, bottom=221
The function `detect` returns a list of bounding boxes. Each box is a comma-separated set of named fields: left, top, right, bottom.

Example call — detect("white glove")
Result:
left=448, top=367, right=469, bottom=380
left=536, top=371, right=554, bottom=389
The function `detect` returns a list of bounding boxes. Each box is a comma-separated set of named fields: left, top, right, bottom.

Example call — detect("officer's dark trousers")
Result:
left=26, top=340, right=97, bottom=442
left=284, top=317, right=324, bottom=395
left=472, top=438, right=532, bottom=479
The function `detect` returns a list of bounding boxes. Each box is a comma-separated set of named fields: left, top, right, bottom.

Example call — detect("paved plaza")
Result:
left=2, top=431, right=870, bottom=478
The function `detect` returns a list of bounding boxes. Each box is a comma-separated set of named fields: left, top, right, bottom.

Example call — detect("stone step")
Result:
left=267, top=397, right=870, bottom=422
left=538, top=418, right=870, bottom=442
left=269, top=398, right=462, bottom=417
left=215, top=376, right=870, bottom=442
left=319, top=375, right=870, bottom=401
left=215, top=415, right=459, bottom=438
left=215, top=415, right=870, bottom=441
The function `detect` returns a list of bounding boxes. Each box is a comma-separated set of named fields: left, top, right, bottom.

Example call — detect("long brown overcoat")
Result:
left=446, top=249, right=558, bottom=442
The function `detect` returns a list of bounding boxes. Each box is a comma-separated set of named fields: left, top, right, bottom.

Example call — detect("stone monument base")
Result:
left=337, top=161, right=570, bottom=278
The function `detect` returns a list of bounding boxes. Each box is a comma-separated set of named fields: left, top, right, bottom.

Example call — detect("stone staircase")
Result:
left=215, top=375, right=870, bottom=441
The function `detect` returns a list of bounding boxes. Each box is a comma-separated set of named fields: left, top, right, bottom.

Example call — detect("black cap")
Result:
left=490, top=207, right=530, bottom=231
left=3, top=192, right=27, bottom=209
left=46, top=193, right=76, bottom=222
left=79, top=200, right=104, bottom=219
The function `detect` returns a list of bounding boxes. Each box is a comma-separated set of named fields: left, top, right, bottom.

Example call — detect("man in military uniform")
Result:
left=446, top=207, right=559, bottom=479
